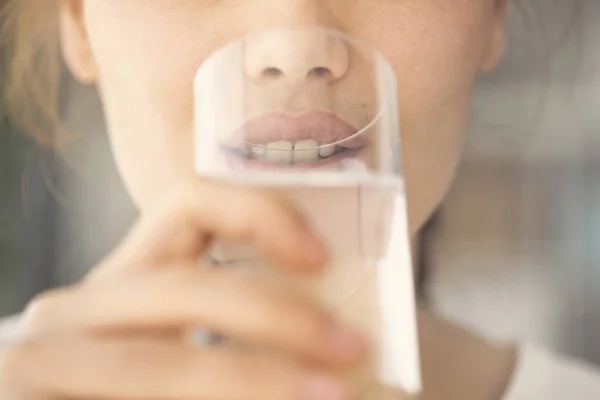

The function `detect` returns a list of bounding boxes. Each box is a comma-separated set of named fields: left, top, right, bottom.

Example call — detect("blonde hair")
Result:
left=0, top=0, right=61, bottom=147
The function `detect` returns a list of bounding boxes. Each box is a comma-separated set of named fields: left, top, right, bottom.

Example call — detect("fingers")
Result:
left=1, top=337, right=348, bottom=400
left=23, top=268, right=366, bottom=366
left=92, top=179, right=327, bottom=281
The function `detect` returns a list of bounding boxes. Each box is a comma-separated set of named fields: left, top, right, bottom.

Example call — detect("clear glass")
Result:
left=194, top=27, right=421, bottom=399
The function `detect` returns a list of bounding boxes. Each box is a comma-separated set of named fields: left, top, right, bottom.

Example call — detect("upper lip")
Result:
left=227, top=111, right=367, bottom=149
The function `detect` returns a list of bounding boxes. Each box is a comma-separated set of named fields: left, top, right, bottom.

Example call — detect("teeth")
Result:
left=266, top=141, right=294, bottom=163
left=249, top=140, right=336, bottom=163
left=293, top=140, right=319, bottom=163
left=319, top=144, right=336, bottom=158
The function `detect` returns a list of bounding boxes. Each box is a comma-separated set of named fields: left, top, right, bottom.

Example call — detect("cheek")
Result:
left=352, top=4, right=493, bottom=232
left=83, top=2, right=242, bottom=206
left=85, top=3, right=225, bottom=133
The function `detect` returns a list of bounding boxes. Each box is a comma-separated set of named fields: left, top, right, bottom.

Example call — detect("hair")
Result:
left=0, top=0, right=61, bottom=147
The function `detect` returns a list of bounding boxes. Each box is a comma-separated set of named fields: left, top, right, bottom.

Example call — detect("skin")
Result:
left=62, top=0, right=507, bottom=231
left=0, top=0, right=515, bottom=399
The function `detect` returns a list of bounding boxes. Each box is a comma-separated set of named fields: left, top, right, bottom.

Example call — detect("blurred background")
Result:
left=1, top=0, right=600, bottom=364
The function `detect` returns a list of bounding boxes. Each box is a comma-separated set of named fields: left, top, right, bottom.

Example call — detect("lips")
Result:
left=221, top=111, right=368, bottom=167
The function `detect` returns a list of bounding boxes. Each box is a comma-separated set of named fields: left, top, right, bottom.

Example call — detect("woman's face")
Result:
left=60, top=0, right=507, bottom=233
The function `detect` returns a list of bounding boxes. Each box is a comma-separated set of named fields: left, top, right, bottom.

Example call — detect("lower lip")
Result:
left=224, top=147, right=364, bottom=170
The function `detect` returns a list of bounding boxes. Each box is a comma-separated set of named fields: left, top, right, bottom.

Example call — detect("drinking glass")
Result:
left=194, top=27, right=421, bottom=399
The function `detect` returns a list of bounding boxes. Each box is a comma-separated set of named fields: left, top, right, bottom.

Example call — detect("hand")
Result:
left=0, top=178, right=367, bottom=400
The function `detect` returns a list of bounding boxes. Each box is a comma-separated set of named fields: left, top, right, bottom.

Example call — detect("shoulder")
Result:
left=0, top=315, right=22, bottom=345
left=503, top=343, right=600, bottom=400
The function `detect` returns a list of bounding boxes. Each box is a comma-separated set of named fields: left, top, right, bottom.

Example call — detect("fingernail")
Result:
left=304, top=374, right=346, bottom=400
left=329, top=324, right=367, bottom=360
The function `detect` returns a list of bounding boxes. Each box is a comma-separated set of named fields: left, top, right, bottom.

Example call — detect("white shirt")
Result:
left=2, top=316, right=600, bottom=399
left=503, top=343, right=600, bottom=400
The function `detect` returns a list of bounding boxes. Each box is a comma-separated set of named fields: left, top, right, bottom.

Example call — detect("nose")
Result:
left=244, top=30, right=349, bottom=84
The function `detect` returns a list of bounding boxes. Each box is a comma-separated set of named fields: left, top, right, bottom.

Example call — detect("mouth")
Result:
left=221, top=111, right=368, bottom=167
